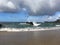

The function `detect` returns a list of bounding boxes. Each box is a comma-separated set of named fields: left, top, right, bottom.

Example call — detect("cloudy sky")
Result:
left=0, top=0, right=60, bottom=22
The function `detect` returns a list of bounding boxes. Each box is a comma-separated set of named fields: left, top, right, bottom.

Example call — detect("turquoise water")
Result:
left=2, top=22, right=60, bottom=28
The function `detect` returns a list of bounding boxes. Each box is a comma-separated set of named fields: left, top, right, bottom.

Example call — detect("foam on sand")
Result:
left=0, top=27, right=60, bottom=32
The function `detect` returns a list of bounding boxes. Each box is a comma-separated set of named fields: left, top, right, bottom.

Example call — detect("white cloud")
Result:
left=7, top=1, right=16, bottom=9
left=0, top=0, right=60, bottom=15
left=48, top=16, right=53, bottom=20
left=0, top=0, right=17, bottom=12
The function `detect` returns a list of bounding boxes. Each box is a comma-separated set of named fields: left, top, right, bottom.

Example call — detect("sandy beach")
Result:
left=0, top=29, right=60, bottom=45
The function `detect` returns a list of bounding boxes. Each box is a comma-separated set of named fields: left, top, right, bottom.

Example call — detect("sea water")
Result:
left=2, top=22, right=60, bottom=28
left=0, top=22, right=60, bottom=32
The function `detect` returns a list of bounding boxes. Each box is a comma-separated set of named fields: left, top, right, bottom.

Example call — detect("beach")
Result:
left=0, top=29, right=60, bottom=45
left=0, top=25, right=60, bottom=45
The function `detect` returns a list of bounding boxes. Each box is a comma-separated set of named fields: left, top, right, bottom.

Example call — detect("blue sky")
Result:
left=0, top=10, right=60, bottom=22
left=0, top=10, right=28, bottom=22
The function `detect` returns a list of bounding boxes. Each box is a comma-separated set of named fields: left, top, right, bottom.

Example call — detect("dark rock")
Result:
left=0, top=24, right=2, bottom=28
left=26, top=22, right=33, bottom=25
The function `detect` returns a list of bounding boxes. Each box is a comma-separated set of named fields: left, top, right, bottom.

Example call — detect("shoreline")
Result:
left=0, top=27, right=60, bottom=32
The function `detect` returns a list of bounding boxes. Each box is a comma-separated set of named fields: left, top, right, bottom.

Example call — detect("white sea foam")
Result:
left=0, top=27, right=60, bottom=32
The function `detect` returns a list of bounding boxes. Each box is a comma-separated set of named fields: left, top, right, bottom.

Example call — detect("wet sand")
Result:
left=0, top=30, right=60, bottom=45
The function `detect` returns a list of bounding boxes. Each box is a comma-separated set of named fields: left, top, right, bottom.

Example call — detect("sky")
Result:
left=0, top=0, right=60, bottom=22
left=0, top=9, right=60, bottom=22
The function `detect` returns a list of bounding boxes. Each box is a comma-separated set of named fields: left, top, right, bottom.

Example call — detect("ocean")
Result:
left=0, top=22, right=60, bottom=32
left=2, top=22, right=60, bottom=28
